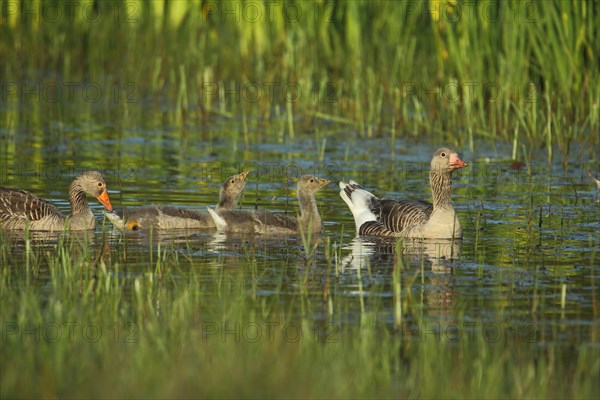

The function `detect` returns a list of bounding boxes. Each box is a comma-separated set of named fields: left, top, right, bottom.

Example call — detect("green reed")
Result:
left=1, top=233, right=597, bottom=399
left=1, top=1, right=599, bottom=398
left=1, top=0, right=597, bottom=155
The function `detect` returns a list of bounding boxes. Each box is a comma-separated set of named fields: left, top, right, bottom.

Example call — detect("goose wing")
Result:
left=0, top=188, right=63, bottom=224
left=116, top=206, right=209, bottom=222
left=253, top=210, right=298, bottom=232
left=157, top=206, right=207, bottom=220
left=376, top=199, right=433, bottom=233
left=359, top=220, right=403, bottom=237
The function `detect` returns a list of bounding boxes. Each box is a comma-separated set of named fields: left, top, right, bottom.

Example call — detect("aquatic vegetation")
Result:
left=1, top=1, right=598, bottom=398
left=1, top=1, right=597, bottom=160
left=1, top=154, right=598, bottom=398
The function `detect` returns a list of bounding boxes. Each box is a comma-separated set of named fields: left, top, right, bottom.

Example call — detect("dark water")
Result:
left=1, top=125, right=599, bottom=348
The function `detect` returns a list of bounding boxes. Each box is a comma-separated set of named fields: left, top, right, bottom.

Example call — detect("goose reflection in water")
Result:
left=340, top=236, right=461, bottom=319
left=340, top=236, right=461, bottom=273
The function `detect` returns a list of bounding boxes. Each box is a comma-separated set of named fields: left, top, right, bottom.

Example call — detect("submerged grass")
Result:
left=1, top=233, right=598, bottom=399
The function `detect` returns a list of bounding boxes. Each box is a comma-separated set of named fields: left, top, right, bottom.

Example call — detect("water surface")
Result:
left=2, top=125, right=598, bottom=351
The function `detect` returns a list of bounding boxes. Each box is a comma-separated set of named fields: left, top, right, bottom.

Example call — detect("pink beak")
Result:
left=449, top=154, right=468, bottom=169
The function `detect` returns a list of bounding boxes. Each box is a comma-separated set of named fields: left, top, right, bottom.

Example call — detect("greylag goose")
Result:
left=589, top=169, right=600, bottom=201
left=105, top=171, right=249, bottom=231
left=0, top=171, right=113, bottom=231
left=207, top=175, right=331, bottom=235
left=339, top=148, right=468, bottom=239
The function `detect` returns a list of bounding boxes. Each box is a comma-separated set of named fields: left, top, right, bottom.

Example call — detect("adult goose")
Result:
left=590, top=169, right=600, bottom=201
left=207, top=175, right=331, bottom=235
left=0, top=171, right=113, bottom=231
left=105, top=171, right=249, bottom=231
left=339, top=148, right=468, bottom=239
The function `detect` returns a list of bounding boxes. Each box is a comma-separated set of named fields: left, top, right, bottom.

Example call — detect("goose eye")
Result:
left=97, top=182, right=103, bottom=187
left=440, top=152, right=446, bottom=158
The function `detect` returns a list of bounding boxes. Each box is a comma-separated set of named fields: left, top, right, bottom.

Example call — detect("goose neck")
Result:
left=68, top=181, right=89, bottom=215
left=429, top=170, right=453, bottom=210
left=297, top=190, right=320, bottom=228
left=217, top=187, right=239, bottom=210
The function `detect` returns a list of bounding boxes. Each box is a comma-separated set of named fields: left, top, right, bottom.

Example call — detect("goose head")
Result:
left=72, top=171, right=113, bottom=211
left=431, top=148, right=468, bottom=174
left=222, top=171, right=249, bottom=198
left=297, top=175, right=331, bottom=194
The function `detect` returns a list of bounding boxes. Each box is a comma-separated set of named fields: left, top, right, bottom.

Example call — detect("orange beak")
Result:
left=449, top=154, right=468, bottom=169
left=96, top=190, right=113, bottom=211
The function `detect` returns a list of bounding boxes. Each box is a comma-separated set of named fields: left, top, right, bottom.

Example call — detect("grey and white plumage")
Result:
left=207, top=175, right=331, bottom=235
left=339, top=147, right=468, bottom=239
left=0, top=171, right=113, bottom=231
left=105, top=171, right=249, bottom=231
left=589, top=169, right=600, bottom=201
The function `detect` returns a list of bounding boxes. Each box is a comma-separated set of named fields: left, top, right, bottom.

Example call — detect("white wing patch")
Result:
left=206, top=207, right=227, bottom=231
left=339, top=181, right=378, bottom=231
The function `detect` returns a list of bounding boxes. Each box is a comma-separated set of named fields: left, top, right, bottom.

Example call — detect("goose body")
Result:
left=0, top=171, right=113, bottom=231
left=107, top=205, right=215, bottom=231
left=339, top=148, right=467, bottom=239
left=207, top=175, right=331, bottom=235
left=590, top=170, right=600, bottom=201
left=105, top=171, right=248, bottom=231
